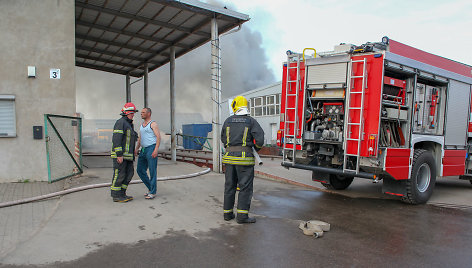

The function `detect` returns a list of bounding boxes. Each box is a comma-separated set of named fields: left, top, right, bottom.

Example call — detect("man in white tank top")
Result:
left=135, top=108, right=161, bottom=199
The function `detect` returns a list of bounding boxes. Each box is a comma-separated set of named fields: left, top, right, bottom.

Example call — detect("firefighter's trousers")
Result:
left=111, top=159, right=134, bottom=197
left=224, top=164, right=254, bottom=214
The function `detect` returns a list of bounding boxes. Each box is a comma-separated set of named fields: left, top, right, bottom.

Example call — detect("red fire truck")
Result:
left=277, top=37, right=472, bottom=204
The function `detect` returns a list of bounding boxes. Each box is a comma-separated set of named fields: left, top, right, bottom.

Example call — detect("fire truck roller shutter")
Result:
left=305, top=55, right=349, bottom=86
left=444, top=80, right=470, bottom=147
left=306, top=63, right=348, bottom=86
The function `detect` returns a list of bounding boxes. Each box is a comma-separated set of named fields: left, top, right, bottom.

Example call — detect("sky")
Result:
left=77, top=0, right=472, bottom=131
left=217, top=0, right=472, bottom=79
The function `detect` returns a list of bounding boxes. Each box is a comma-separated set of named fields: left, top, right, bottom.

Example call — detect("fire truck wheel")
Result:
left=403, top=149, right=436, bottom=204
left=321, top=174, right=354, bottom=190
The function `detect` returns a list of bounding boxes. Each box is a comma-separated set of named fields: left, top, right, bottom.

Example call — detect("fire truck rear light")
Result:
left=277, top=130, right=283, bottom=147
left=368, top=134, right=377, bottom=156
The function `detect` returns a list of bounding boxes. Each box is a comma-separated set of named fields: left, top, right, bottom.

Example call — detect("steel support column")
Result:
left=126, top=74, right=131, bottom=102
left=211, top=18, right=222, bottom=173
left=170, top=47, right=177, bottom=162
left=144, top=63, right=149, bottom=107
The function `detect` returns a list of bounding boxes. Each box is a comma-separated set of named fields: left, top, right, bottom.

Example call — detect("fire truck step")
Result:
left=348, top=107, right=362, bottom=109
left=345, top=154, right=360, bottom=157
left=347, top=123, right=361, bottom=125
left=351, top=75, right=365, bottom=78
left=346, top=138, right=360, bottom=141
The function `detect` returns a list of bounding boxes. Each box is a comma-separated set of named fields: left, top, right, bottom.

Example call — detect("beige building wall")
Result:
left=0, top=0, right=76, bottom=182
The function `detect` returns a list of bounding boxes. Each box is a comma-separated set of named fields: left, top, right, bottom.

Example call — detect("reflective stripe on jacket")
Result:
left=220, top=115, right=264, bottom=166
left=111, top=116, right=138, bottom=161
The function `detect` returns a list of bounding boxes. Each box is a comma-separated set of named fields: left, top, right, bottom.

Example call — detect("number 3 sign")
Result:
left=50, top=69, right=61, bottom=79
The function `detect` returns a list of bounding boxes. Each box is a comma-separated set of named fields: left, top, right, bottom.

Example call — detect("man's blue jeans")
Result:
left=137, top=145, right=158, bottom=195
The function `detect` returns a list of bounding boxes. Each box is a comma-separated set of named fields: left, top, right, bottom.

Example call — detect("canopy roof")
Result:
left=75, top=0, right=249, bottom=77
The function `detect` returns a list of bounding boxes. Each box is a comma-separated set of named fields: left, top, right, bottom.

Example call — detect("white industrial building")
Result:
left=222, top=82, right=282, bottom=145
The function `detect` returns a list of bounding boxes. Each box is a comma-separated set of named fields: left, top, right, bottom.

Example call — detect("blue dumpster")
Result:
left=182, top=124, right=213, bottom=150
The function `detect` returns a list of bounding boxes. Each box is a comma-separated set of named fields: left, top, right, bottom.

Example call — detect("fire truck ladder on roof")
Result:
left=282, top=54, right=302, bottom=166
left=343, top=58, right=367, bottom=174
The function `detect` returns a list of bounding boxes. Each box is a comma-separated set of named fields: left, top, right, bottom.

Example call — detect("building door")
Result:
left=271, top=123, right=278, bottom=145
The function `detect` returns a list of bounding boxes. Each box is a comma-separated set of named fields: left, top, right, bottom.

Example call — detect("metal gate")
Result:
left=44, top=114, right=83, bottom=182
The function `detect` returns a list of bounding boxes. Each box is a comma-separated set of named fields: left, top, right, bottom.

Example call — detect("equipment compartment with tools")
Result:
left=413, top=82, right=447, bottom=135
left=379, top=74, right=411, bottom=148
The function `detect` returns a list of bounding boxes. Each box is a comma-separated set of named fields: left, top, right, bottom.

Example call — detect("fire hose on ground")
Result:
left=0, top=168, right=211, bottom=209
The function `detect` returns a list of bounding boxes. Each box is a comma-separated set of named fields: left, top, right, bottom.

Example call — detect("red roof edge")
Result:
left=388, top=39, right=472, bottom=78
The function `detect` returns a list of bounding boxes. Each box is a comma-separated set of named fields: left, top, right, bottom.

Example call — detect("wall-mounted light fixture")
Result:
left=28, top=66, right=36, bottom=78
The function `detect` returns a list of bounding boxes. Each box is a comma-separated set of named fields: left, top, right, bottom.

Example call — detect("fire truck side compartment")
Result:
left=384, top=148, right=411, bottom=180
left=442, top=149, right=467, bottom=176
left=384, top=52, right=472, bottom=177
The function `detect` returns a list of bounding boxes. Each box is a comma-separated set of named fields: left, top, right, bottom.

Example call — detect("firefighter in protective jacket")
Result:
left=110, top=102, right=138, bottom=202
left=221, top=96, right=264, bottom=224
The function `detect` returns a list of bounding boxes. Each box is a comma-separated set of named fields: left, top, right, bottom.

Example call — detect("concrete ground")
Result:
left=0, top=157, right=471, bottom=267
left=0, top=180, right=65, bottom=259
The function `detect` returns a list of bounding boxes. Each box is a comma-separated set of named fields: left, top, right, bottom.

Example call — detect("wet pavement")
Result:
left=1, top=156, right=471, bottom=267
left=3, top=186, right=471, bottom=267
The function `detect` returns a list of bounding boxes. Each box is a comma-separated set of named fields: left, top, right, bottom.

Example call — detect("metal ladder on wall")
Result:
left=282, top=54, right=302, bottom=166
left=343, top=58, right=367, bottom=174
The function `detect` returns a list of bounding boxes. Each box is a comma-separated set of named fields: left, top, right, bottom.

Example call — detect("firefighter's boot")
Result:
left=112, top=191, right=131, bottom=203
left=236, top=213, right=256, bottom=224
left=121, top=189, right=133, bottom=201
left=224, top=212, right=235, bottom=221
left=113, top=196, right=132, bottom=203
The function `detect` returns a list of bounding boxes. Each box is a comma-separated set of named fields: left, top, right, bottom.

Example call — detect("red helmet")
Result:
left=121, top=102, right=138, bottom=115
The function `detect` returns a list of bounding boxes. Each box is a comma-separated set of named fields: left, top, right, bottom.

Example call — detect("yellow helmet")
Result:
left=231, top=96, right=248, bottom=114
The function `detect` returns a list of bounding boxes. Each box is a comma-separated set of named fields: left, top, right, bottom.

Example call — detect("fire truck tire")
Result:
left=402, top=149, right=436, bottom=204
left=321, top=174, right=354, bottom=190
